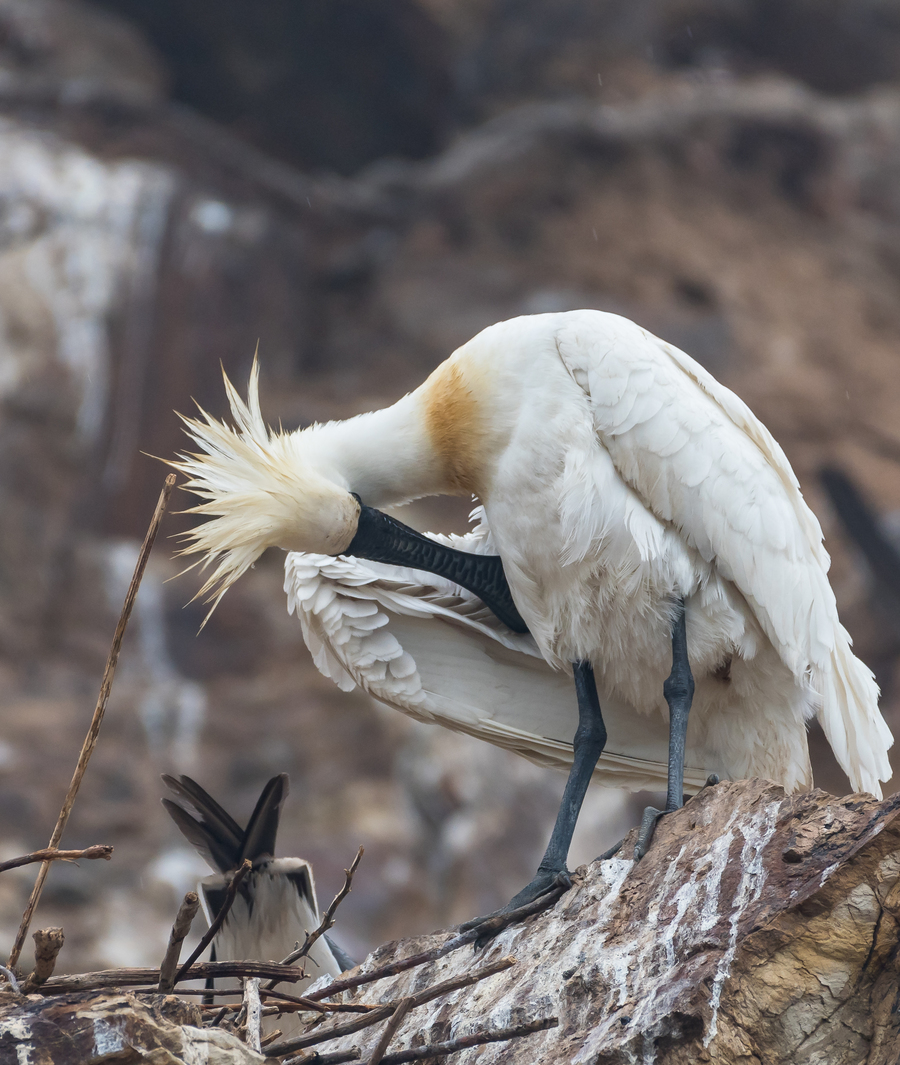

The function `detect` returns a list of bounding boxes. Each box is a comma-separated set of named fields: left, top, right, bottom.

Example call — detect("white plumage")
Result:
left=285, top=540, right=717, bottom=793
left=173, top=310, right=893, bottom=815
left=162, top=774, right=346, bottom=1033
left=199, top=857, right=335, bottom=979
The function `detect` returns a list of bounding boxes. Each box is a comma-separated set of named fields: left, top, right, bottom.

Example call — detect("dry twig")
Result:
left=152, top=986, right=373, bottom=1011
left=283, top=1016, right=557, bottom=1065
left=264, top=956, right=515, bottom=1058
left=261, top=988, right=381, bottom=1014
left=8, top=474, right=175, bottom=968
left=158, top=892, right=200, bottom=992
left=243, top=977, right=263, bottom=1053
left=209, top=1005, right=229, bottom=1029
left=175, top=859, right=251, bottom=982
left=274, top=847, right=363, bottom=982
left=0, top=845, right=113, bottom=874
left=23, top=928, right=64, bottom=992
left=305, top=886, right=563, bottom=1003
left=38, top=959, right=307, bottom=994
left=267, top=1004, right=393, bottom=1055
left=364, top=1015, right=557, bottom=1064
left=367, top=997, right=413, bottom=1065
left=284, top=1048, right=361, bottom=1065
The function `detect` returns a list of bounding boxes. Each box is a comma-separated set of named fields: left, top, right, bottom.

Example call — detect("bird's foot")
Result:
left=459, top=868, right=571, bottom=942
left=593, top=777, right=722, bottom=866
left=595, top=839, right=624, bottom=861
left=632, top=776, right=720, bottom=861
left=633, top=806, right=665, bottom=860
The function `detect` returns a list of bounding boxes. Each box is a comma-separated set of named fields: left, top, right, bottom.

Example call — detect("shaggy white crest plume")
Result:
left=171, top=310, right=894, bottom=921
left=169, top=358, right=359, bottom=623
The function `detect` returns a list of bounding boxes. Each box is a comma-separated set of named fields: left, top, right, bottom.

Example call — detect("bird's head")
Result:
left=169, top=359, right=360, bottom=623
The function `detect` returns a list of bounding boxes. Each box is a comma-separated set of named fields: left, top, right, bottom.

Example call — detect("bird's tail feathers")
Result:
left=815, top=630, right=893, bottom=797
left=162, top=774, right=245, bottom=874
left=240, top=773, right=288, bottom=864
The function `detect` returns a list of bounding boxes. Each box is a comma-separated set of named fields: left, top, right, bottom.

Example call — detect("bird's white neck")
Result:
left=295, top=392, right=452, bottom=509
left=297, top=350, right=510, bottom=508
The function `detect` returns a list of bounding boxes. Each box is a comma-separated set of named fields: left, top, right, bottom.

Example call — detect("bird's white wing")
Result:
left=284, top=523, right=721, bottom=792
left=555, top=311, right=892, bottom=795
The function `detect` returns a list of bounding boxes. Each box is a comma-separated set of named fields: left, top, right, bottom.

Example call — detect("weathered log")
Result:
left=304, top=778, right=900, bottom=1064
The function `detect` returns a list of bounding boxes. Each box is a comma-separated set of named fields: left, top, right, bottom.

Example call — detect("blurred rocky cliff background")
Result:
left=3, top=0, right=900, bottom=973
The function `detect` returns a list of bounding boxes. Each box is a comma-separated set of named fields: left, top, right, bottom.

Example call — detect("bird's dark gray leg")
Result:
left=633, top=598, right=695, bottom=860
left=461, top=659, right=606, bottom=929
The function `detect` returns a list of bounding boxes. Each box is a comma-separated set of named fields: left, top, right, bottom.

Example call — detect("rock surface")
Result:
left=5, top=779, right=899, bottom=1063
left=304, top=779, right=900, bottom=1064
left=0, top=988, right=264, bottom=1063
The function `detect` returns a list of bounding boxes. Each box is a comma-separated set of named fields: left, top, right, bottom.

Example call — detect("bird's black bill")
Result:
left=345, top=502, right=529, bottom=634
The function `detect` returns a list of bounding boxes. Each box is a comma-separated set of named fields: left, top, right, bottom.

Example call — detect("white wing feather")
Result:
left=555, top=311, right=892, bottom=796
left=285, top=514, right=719, bottom=792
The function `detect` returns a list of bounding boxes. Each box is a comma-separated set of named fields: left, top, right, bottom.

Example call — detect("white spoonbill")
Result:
left=171, top=309, right=893, bottom=916
left=162, top=773, right=351, bottom=1019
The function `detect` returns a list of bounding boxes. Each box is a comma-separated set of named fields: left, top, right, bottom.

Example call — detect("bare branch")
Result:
left=274, top=847, right=362, bottom=981
left=22, top=928, right=64, bottom=992
left=37, top=959, right=307, bottom=994
left=404, top=956, right=515, bottom=1009
left=175, top=859, right=251, bottom=983
left=260, top=988, right=382, bottom=1014
left=267, top=1004, right=394, bottom=1057
left=283, top=1048, right=361, bottom=1065
left=243, top=978, right=262, bottom=1053
left=305, top=885, right=563, bottom=1003
left=264, top=957, right=515, bottom=1058
left=370, top=1016, right=558, bottom=1064
left=367, top=996, right=413, bottom=1065
left=208, top=1005, right=229, bottom=1029
left=8, top=475, right=175, bottom=968
left=158, top=892, right=200, bottom=992
left=0, top=846, right=113, bottom=874
left=282, top=1016, right=557, bottom=1065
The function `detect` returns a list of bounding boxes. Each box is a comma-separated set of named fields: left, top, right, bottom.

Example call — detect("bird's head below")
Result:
left=168, top=360, right=360, bottom=624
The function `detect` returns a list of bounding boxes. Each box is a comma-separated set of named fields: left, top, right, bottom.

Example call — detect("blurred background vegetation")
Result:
left=2, top=0, right=900, bottom=972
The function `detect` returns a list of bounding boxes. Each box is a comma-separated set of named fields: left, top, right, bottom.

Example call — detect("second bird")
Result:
left=162, top=773, right=349, bottom=1005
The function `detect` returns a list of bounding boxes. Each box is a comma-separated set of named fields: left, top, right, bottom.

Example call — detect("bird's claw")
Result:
left=595, top=839, right=624, bottom=861
left=630, top=777, right=720, bottom=862
left=459, top=868, right=571, bottom=940
left=633, top=805, right=664, bottom=861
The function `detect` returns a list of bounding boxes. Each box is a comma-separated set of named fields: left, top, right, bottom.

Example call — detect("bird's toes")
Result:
left=632, top=806, right=664, bottom=861
left=594, top=838, right=624, bottom=862
left=459, top=868, right=570, bottom=940
left=459, top=907, right=503, bottom=934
